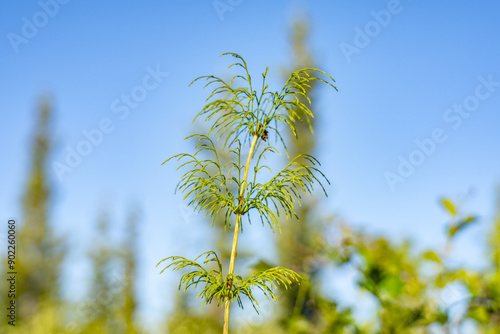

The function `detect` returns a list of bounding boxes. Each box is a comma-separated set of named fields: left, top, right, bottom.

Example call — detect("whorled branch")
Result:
left=163, top=134, right=244, bottom=228
left=190, top=52, right=337, bottom=154
left=157, top=250, right=302, bottom=312
left=245, top=153, right=330, bottom=232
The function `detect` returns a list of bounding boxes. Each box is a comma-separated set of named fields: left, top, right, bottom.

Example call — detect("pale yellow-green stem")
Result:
left=223, top=133, right=259, bottom=334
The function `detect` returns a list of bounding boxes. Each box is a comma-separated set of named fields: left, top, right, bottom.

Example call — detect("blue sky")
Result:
left=1, top=0, right=500, bottom=330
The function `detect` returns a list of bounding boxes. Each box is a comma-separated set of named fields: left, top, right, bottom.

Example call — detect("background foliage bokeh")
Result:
left=2, top=17, right=499, bottom=334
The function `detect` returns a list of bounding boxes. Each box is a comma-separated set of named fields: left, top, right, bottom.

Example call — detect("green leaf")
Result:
left=448, top=215, right=477, bottom=238
left=422, top=250, right=441, bottom=263
left=441, top=198, right=457, bottom=216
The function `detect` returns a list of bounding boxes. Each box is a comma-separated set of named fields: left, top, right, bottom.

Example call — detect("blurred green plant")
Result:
left=271, top=18, right=361, bottom=333
left=158, top=52, right=337, bottom=333
left=439, top=196, right=476, bottom=237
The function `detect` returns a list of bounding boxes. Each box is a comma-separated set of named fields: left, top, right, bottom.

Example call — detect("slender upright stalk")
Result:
left=223, top=134, right=259, bottom=334
left=160, top=53, right=335, bottom=334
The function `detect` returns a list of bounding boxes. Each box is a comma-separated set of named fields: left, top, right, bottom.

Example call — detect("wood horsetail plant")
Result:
left=157, top=53, right=337, bottom=333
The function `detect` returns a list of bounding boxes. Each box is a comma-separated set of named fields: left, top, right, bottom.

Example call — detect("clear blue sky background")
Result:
left=1, top=0, right=500, bottom=330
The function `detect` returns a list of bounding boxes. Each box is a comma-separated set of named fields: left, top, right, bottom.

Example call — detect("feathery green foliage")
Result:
left=163, top=53, right=334, bottom=230
left=157, top=252, right=301, bottom=312
left=189, top=52, right=336, bottom=151
left=159, top=53, right=336, bottom=333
